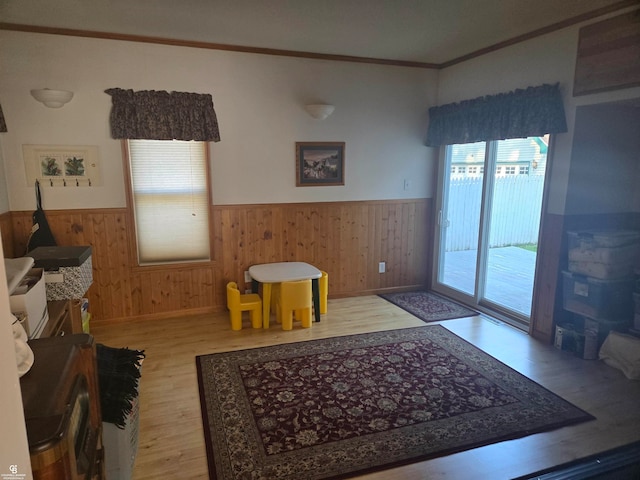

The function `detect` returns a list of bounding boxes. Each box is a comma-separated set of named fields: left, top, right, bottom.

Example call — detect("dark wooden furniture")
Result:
left=21, top=334, right=105, bottom=480
left=44, top=300, right=83, bottom=337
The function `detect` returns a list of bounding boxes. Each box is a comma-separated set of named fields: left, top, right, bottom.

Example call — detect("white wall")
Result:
left=565, top=104, right=640, bottom=215
left=435, top=9, right=640, bottom=216
left=0, top=31, right=438, bottom=211
left=0, top=38, right=437, bottom=470
left=0, top=234, right=33, bottom=479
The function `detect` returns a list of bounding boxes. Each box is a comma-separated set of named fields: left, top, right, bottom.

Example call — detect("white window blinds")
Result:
left=127, top=140, right=211, bottom=265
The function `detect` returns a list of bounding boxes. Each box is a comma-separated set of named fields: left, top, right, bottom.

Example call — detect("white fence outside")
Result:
left=444, top=175, right=544, bottom=251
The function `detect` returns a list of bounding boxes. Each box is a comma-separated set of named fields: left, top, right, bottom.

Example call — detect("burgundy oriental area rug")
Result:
left=196, top=326, right=594, bottom=480
left=379, top=290, right=478, bottom=323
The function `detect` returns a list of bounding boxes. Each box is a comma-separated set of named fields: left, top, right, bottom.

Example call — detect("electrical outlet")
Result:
left=245, top=289, right=252, bottom=294
left=378, top=261, right=386, bottom=273
left=244, top=271, right=251, bottom=283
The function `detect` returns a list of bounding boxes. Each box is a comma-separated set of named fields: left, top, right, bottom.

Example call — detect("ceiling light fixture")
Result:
left=304, top=104, right=335, bottom=120
left=30, top=89, right=74, bottom=108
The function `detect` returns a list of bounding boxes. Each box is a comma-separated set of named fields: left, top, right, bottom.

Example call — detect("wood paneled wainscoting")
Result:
left=7, top=199, right=431, bottom=322
left=0, top=211, right=14, bottom=257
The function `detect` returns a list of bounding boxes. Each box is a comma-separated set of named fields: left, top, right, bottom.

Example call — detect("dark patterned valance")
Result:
left=426, top=83, right=567, bottom=146
left=105, top=88, right=220, bottom=142
left=0, top=104, right=7, bottom=132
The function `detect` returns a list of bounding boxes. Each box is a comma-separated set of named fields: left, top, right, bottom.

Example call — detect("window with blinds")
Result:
left=126, top=140, right=211, bottom=265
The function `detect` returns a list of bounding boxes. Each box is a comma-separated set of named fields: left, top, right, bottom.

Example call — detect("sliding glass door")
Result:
left=435, top=142, right=485, bottom=297
left=433, top=137, right=547, bottom=325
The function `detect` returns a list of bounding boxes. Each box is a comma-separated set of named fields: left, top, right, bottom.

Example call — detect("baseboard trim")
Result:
left=512, top=440, right=640, bottom=480
left=91, top=305, right=221, bottom=326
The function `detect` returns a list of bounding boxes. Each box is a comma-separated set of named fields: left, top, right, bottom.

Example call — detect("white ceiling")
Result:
left=0, top=0, right=629, bottom=65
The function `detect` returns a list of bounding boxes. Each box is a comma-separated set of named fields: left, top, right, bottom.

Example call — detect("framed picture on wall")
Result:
left=295, top=142, right=345, bottom=187
left=23, top=144, right=101, bottom=187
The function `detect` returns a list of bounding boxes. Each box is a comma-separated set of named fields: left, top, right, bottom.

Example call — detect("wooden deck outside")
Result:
left=442, top=245, right=537, bottom=316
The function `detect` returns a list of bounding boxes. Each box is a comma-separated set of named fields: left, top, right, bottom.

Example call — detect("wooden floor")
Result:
left=90, top=295, right=640, bottom=480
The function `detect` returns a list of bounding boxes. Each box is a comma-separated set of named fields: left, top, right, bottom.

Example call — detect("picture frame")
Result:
left=295, top=142, right=345, bottom=187
left=23, top=144, right=101, bottom=187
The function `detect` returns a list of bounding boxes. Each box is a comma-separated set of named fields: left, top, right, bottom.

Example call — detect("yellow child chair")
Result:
left=270, top=284, right=280, bottom=315
left=277, top=280, right=313, bottom=330
left=226, top=281, right=262, bottom=331
left=319, top=271, right=328, bottom=315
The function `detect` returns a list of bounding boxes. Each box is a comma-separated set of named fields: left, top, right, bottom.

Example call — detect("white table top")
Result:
left=249, top=262, right=321, bottom=283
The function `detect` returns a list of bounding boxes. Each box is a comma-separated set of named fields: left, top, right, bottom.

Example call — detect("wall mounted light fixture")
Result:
left=30, top=89, right=74, bottom=108
left=304, top=104, right=335, bottom=120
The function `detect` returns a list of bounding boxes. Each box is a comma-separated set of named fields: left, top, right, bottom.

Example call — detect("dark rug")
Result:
left=196, top=326, right=594, bottom=480
left=379, top=290, right=478, bottom=322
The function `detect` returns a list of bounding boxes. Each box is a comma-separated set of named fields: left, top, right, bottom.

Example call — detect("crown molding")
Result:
left=0, top=2, right=636, bottom=70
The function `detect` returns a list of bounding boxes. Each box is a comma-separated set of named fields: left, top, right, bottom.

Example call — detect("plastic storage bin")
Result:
left=9, top=268, right=49, bottom=339
left=103, top=394, right=140, bottom=480
left=554, top=324, right=598, bottom=359
left=562, top=270, right=634, bottom=320
left=567, top=230, right=640, bottom=279
left=582, top=316, right=631, bottom=346
left=568, top=230, right=640, bottom=250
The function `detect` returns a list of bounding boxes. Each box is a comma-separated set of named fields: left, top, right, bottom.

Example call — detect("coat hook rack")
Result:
left=40, top=177, right=94, bottom=187
left=23, top=145, right=103, bottom=188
